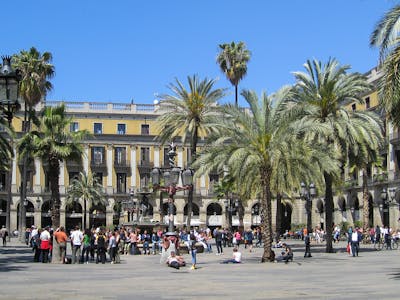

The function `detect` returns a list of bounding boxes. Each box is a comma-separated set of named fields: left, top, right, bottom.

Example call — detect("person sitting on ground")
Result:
left=221, top=247, right=242, bottom=264
left=276, top=243, right=293, bottom=263
left=274, top=239, right=283, bottom=248
left=166, top=251, right=185, bottom=269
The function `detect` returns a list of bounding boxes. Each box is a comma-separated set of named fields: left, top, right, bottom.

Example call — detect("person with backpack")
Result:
left=96, top=229, right=107, bottom=264
left=32, top=228, right=42, bottom=262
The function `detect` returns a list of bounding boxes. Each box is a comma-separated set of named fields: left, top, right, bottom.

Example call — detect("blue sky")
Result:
left=2, top=0, right=397, bottom=106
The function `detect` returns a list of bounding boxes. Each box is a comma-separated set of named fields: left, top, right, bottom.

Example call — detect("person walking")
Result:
left=1, top=225, right=9, bottom=247
left=215, top=228, right=224, bottom=256
left=189, top=231, right=198, bottom=270
left=304, top=234, right=312, bottom=258
left=70, top=226, right=83, bottom=264
left=351, top=227, right=362, bottom=257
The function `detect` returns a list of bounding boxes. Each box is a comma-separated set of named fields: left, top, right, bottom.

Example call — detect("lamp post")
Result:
left=381, top=188, right=398, bottom=227
left=224, top=194, right=239, bottom=231
left=151, top=143, right=193, bottom=235
left=0, top=56, right=20, bottom=233
left=300, top=182, right=316, bottom=235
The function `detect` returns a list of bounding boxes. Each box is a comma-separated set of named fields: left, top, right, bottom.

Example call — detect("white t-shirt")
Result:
left=233, top=251, right=242, bottom=262
left=40, top=230, right=51, bottom=241
left=70, top=230, right=83, bottom=246
left=351, top=232, right=359, bottom=242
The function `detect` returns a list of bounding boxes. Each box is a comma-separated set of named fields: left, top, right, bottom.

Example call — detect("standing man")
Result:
left=1, top=225, right=9, bottom=247
left=215, top=227, right=224, bottom=255
left=70, top=226, right=83, bottom=264
left=304, top=233, right=312, bottom=258
left=54, top=226, right=68, bottom=263
left=40, top=226, right=51, bottom=263
left=351, top=227, right=362, bottom=257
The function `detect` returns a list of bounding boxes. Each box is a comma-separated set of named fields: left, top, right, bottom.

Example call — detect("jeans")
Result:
left=81, top=245, right=91, bottom=263
left=216, top=241, right=223, bottom=254
left=191, top=248, right=197, bottom=265
left=351, top=241, right=359, bottom=256
left=72, top=245, right=81, bottom=264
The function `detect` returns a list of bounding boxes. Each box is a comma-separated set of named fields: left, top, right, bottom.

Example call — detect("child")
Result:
left=221, top=247, right=242, bottom=264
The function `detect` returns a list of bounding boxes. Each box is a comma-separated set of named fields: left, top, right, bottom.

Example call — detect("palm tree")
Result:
left=194, top=88, right=333, bottom=262
left=66, top=171, right=106, bottom=230
left=347, top=112, right=384, bottom=233
left=290, top=58, right=376, bottom=252
left=217, top=41, right=251, bottom=106
left=18, top=104, right=89, bottom=229
left=156, top=75, right=226, bottom=228
left=370, top=5, right=400, bottom=127
left=13, top=47, right=54, bottom=234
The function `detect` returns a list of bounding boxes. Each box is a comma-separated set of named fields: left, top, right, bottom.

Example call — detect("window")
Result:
left=92, top=147, right=105, bottom=164
left=141, top=147, right=150, bottom=163
left=0, top=172, right=5, bottom=191
left=94, top=172, right=103, bottom=185
left=94, top=123, right=103, bottom=134
left=115, top=147, right=126, bottom=165
left=351, top=103, right=356, bottom=111
left=141, top=124, right=150, bottom=135
left=365, top=97, right=370, bottom=109
left=68, top=172, right=79, bottom=184
left=116, top=173, right=127, bottom=193
left=70, top=122, right=79, bottom=132
left=117, top=124, right=126, bottom=135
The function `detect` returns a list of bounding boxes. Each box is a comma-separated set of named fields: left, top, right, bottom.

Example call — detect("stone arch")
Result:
left=206, top=202, right=223, bottom=215
left=184, top=203, right=200, bottom=216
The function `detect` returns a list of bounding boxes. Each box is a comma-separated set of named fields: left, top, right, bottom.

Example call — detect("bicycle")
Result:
left=383, top=237, right=399, bottom=250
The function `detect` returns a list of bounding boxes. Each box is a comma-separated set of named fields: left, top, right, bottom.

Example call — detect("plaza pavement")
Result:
left=0, top=237, right=400, bottom=300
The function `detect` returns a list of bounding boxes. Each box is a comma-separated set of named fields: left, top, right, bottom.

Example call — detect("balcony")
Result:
left=114, top=159, right=130, bottom=171
left=66, top=159, right=83, bottom=171
left=90, top=159, right=107, bottom=170
left=137, top=160, right=154, bottom=174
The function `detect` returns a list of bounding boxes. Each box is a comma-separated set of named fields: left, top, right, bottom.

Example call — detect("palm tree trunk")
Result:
left=275, top=192, right=283, bottom=242
left=19, top=103, right=29, bottom=241
left=260, top=168, right=273, bottom=262
left=324, top=172, right=334, bottom=253
left=186, top=127, right=198, bottom=228
left=49, top=158, right=61, bottom=228
left=84, top=198, right=87, bottom=230
left=235, top=84, right=238, bottom=106
left=362, top=168, right=370, bottom=234
left=238, top=201, right=244, bottom=231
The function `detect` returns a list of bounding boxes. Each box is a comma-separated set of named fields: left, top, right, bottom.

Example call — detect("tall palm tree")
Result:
left=194, top=88, right=334, bottom=262
left=290, top=58, right=375, bottom=252
left=217, top=41, right=251, bottom=106
left=13, top=47, right=54, bottom=234
left=347, top=112, right=384, bottom=233
left=18, top=104, right=89, bottom=229
left=370, top=5, right=400, bottom=127
left=66, top=171, right=106, bottom=230
left=156, top=75, right=226, bottom=228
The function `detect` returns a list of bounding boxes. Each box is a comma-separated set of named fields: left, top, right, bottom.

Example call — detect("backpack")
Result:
left=97, top=234, right=106, bottom=248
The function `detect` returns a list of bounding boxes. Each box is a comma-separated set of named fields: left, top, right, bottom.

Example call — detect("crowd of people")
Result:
left=23, top=225, right=263, bottom=265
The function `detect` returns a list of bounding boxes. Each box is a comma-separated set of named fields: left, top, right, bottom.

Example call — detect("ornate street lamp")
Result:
left=224, top=194, right=239, bottom=231
left=151, top=143, right=193, bottom=235
left=381, top=188, right=389, bottom=226
left=300, top=182, right=316, bottom=236
left=0, top=55, right=21, bottom=233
